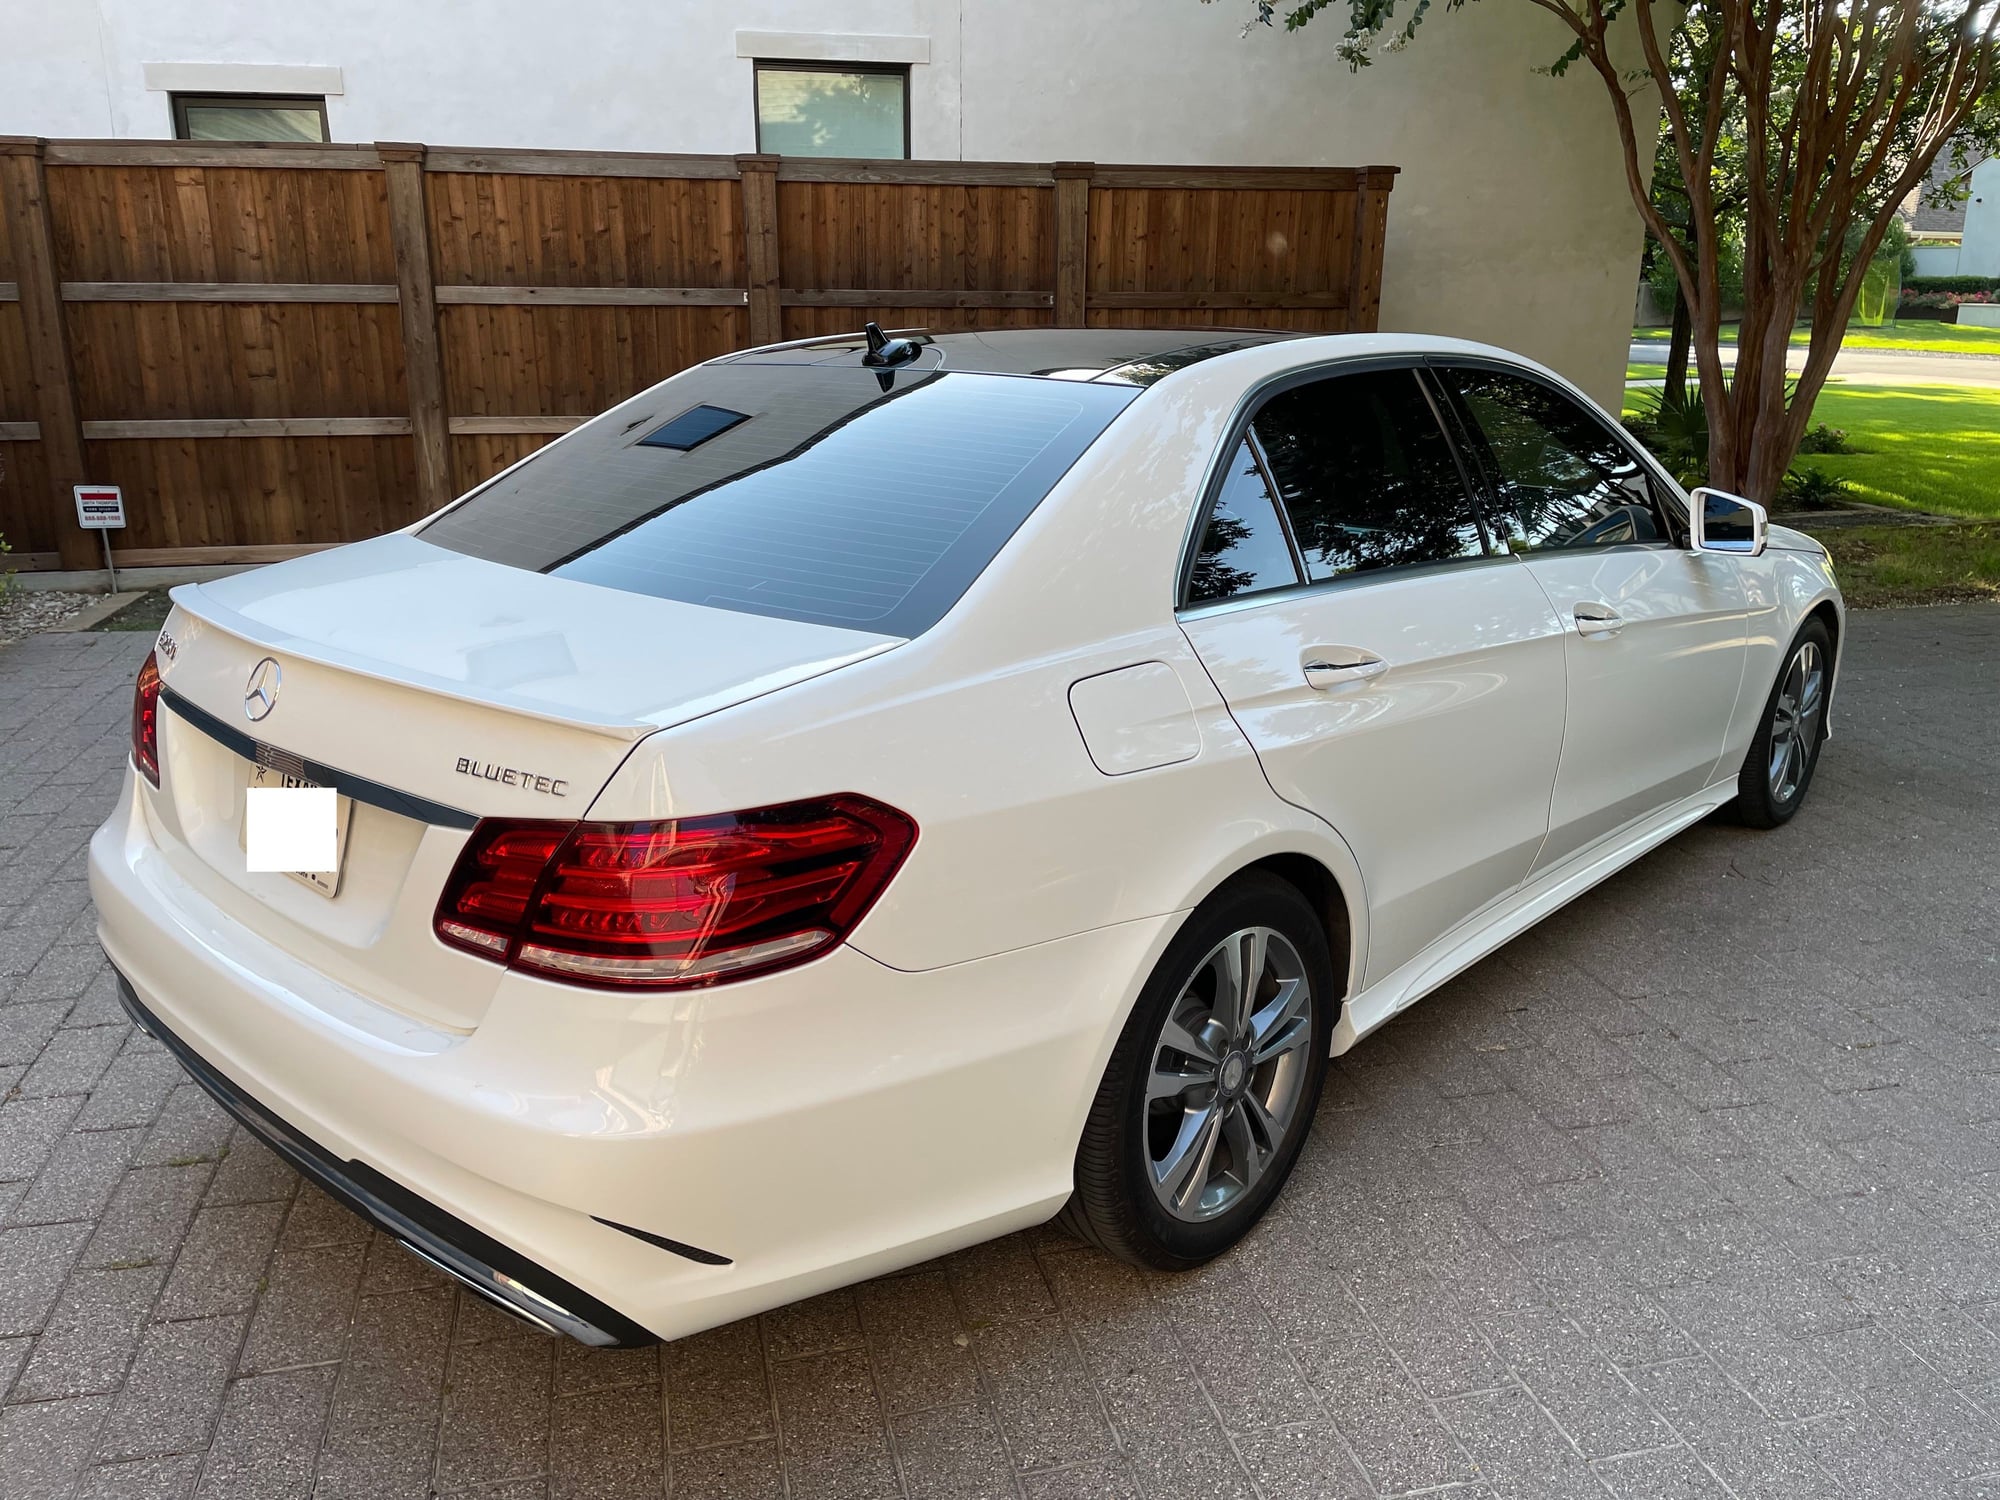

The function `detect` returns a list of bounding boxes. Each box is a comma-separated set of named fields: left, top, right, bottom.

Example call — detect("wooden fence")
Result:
left=0, top=138, right=1396, bottom=572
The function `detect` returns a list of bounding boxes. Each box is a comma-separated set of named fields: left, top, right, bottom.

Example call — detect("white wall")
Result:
left=1962, top=159, right=2000, bottom=280
left=0, top=0, right=1656, bottom=406
left=1911, top=243, right=1964, bottom=279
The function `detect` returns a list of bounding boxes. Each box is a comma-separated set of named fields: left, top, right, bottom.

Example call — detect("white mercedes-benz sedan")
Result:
left=91, top=327, right=1843, bottom=1345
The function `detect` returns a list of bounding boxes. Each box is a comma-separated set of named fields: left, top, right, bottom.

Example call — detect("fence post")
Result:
left=0, top=137, right=94, bottom=572
left=1052, top=163, right=1092, bottom=328
left=378, top=143, right=453, bottom=513
left=1346, top=166, right=1398, bottom=333
left=736, top=154, right=782, bottom=347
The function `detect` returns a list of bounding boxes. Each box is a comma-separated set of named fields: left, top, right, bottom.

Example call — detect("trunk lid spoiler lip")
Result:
left=158, top=682, right=481, bottom=830
left=168, top=581, right=905, bottom=741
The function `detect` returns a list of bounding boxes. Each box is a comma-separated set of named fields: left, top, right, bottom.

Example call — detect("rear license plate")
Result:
left=240, top=763, right=354, bottom=899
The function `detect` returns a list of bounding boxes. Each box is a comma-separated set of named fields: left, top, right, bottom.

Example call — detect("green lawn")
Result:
left=1621, top=381, right=2000, bottom=521
left=1633, top=320, right=2000, bottom=358
left=1787, top=384, right=2000, bottom=520
left=1813, top=523, right=2000, bottom=608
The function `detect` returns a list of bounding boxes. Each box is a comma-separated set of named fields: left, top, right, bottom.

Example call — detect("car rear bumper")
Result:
left=113, top=972, right=653, bottom=1346
left=90, top=769, right=1175, bottom=1341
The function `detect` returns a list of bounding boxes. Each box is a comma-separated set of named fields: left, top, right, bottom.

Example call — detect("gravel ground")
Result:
left=0, top=588, right=94, bottom=646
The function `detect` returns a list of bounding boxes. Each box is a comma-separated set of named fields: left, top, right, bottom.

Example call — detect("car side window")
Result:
left=1187, top=438, right=1303, bottom=604
left=1443, top=368, right=1666, bottom=552
left=1251, top=369, right=1487, bottom=580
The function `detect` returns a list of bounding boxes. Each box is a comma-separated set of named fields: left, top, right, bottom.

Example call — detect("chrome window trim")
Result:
left=1177, top=550, right=1528, bottom=623
left=1172, top=353, right=1478, bottom=613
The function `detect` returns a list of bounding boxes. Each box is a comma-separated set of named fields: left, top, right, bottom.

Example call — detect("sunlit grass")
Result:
left=1805, top=523, right=2000, bottom=609
left=1796, top=385, right=2000, bottom=520
left=1632, top=321, right=2000, bottom=357
left=1619, top=381, right=2000, bottom=521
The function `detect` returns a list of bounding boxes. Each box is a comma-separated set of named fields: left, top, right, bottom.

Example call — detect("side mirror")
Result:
left=1689, top=486, right=1767, bottom=557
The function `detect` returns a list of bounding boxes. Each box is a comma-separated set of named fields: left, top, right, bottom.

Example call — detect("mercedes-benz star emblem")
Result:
left=243, top=657, right=282, bottom=722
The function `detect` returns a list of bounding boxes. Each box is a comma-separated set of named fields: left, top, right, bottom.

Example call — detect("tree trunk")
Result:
left=1664, top=283, right=1693, bottom=409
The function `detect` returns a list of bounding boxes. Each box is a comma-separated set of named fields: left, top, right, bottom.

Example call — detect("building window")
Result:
left=171, top=94, right=330, bottom=143
left=754, top=62, right=908, bottom=159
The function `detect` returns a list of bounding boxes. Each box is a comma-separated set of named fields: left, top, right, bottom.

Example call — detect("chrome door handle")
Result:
left=1302, top=652, right=1389, bottom=690
left=1573, top=603, right=1625, bottom=637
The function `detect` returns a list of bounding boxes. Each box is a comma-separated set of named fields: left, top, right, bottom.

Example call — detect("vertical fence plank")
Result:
left=1346, top=165, right=1398, bottom=333
left=0, top=137, right=94, bottom=570
left=1053, top=163, right=1092, bottom=327
left=378, top=142, right=453, bottom=511
left=737, top=154, right=781, bottom=346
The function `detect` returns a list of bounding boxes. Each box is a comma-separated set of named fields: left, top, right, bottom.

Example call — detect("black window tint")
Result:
left=419, top=367, right=1138, bottom=637
left=1447, top=369, right=1664, bottom=552
left=1251, top=370, right=1486, bottom=580
left=1187, top=439, right=1301, bottom=603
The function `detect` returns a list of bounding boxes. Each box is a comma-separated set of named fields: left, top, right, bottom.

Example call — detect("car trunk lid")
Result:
left=142, top=533, right=900, bottom=1029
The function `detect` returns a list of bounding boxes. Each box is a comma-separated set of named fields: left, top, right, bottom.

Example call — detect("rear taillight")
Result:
left=132, top=651, right=162, bottom=786
left=434, top=795, right=917, bottom=990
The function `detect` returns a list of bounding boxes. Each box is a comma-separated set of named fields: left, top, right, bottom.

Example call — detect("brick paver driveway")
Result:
left=1, top=606, right=1996, bottom=1500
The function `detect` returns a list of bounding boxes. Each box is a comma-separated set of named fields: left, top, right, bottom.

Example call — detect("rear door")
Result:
left=1432, top=364, right=1748, bottom=872
left=1178, top=366, right=1568, bottom=987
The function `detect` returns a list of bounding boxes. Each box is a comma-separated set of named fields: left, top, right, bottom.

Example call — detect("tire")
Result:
left=1058, top=872, right=1334, bottom=1270
left=1730, top=617, right=1832, bottom=829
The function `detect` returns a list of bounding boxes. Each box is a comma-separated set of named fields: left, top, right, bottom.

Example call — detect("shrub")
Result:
left=1904, top=275, right=2000, bottom=296
left=1895, top=288, right=1999, bottom=319
left=1782, top=466, right=1854, bottom=511
left=1625, top=388, right=1709, bottom=489
left=1797, top=423, right=1852, bottom=455
left=0, top=531, right=12, bottom=598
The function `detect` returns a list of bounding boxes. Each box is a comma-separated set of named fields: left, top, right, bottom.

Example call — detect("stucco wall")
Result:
left=1961, top=159, right=2000, bottom=279
left=0, top=0, right=1657, bottom=407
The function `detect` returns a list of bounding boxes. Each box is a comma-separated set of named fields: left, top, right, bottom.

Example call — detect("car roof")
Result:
left=715, top=327, right=1310, bottom=385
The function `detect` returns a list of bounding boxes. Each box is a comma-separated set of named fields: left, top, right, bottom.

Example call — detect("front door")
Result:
left=1432, top=364, right=1748, bottom=872
left=1179, top=367, right=1569, bottom=987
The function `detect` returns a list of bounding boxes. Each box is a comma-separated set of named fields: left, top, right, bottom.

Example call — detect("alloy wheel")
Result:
left=1144, top=926, right=1315, bottom=1222
left=1766, top=639, right=1825, bottom=803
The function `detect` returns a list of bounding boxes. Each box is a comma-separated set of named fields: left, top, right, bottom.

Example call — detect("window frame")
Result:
left=1422, top=358, right=1692, bottom=551
left=1173, top=357, right=1516, bottom=615
left=1182, top=431, right=1308, bottom=606
left=752, top=58, right=912, bottom=160
left=169, top=92, right=331, bottom=143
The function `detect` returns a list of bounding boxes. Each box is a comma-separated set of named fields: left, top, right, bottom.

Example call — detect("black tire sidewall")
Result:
left=1105, top=875, right=1334, bottom=1267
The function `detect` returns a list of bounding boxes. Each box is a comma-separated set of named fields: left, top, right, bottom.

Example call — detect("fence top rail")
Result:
left=16, top=138, right=1399, bottom=193
left=424, top=146, right=743, bottom=179
left=40, top=139, right=385, bottom=170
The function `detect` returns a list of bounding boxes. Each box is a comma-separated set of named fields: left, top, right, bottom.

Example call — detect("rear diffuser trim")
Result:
left=113, top=970, right=665, bottom=1348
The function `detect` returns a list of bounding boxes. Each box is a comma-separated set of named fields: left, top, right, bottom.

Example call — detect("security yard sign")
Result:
left=72, top=484, right=126, bottom=589
left=74, top=485, right=126, bottom=528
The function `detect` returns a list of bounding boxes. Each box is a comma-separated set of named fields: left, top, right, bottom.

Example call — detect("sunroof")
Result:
left=638, top=404, right=751, bottom=451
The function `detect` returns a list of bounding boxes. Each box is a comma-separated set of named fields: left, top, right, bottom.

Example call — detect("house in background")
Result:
left=1911, top=151, right=1999, bottom=280
left=2, top=0, right=1660, bottom=407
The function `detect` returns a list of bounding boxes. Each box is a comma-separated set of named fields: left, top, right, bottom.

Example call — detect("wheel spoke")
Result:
left=1220, top=1098, right=1274, bottom=1195
left=1156, top=1105, right=1222, bottom=1212
left=1149, top=1055, right=1218, bottom=1103
left=1157, top=1013, right=1222, bottom=1067
left=1230, top=929, right=1267, bottom=1039
left=1249, top=978, right=1312, bottom=1064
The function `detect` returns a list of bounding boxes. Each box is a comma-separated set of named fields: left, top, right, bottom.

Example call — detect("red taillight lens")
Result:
left=132, top=651, right=162, bottom=786
left=433, top=795, right=917, bottom=990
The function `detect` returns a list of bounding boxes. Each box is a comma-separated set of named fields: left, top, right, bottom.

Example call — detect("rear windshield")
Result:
left=420, top=366, right=1139, bottom=637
